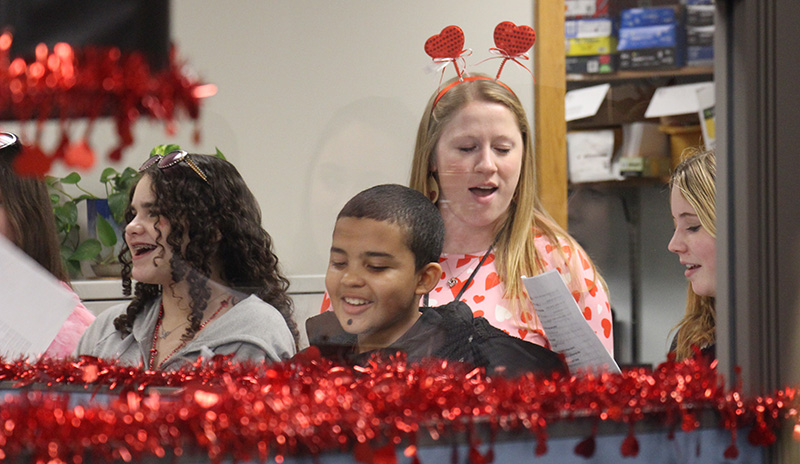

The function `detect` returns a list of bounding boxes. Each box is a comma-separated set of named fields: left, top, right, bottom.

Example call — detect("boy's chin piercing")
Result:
left=347, top=319, right=353, bottom=326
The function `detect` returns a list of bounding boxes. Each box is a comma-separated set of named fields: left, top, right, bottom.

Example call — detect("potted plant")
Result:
left=47, top=166, right=138, bottom=278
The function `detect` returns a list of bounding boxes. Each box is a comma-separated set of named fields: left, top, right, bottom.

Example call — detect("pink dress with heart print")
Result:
left=424, top=234, right=614, bottom=356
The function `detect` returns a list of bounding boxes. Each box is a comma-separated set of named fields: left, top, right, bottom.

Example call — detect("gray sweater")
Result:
left=75, top=295, right=296, bottom=370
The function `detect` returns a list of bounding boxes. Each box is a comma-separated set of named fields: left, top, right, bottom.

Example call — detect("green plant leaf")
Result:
left=108, top=191, right=128, bottom=224
left=65, top=259, right=82, bottom=278
left=60, top=172, right=81, bottom=184
left=55, top=202, right=79, bottom=226
left=215, top=147, right=227, bottom=160
left=100, top=167, right=119, bottom=183
left=150, top=144, right=181, bottom=158
left=69, top=239, right=102, bottom=261
left=50, top=193, right=61, bottom=205
left=73, top=194, right=94, bottom=202
left=117, top=167, right=139, bottom=194
left=96, top=216, right=117, bottom=247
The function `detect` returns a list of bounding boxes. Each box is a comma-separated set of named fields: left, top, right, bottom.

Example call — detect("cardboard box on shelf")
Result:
left=565, top=17, right=616, bottom=38
left=567, top=129, right=624, bottom=183
left=620, top=6, right=683, bottom=28
left=619, top=46, right=685, bottom=69
left=618, top=23, right=684, bottom=50
left=687, top=25, right=714, bottom=46
left=660, top=124, right=704, bottom=169
left=567, top=82, right=656, bottom=129
left=566, top=54, right=618, bottom=74
left=687, top=45, right=714, bottom=67
left=686, top=5, right=715, bottom=26
left=617, top=122, right=670, bottom=178
left=566, top=0, right=681, bottom=18
left=566, top=36, right=618, bottom=56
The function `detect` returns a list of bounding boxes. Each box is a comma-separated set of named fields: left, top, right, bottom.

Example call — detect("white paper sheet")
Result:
left=644, top=82, right=714, bottom=118
left=565, top=83, right=610, bottom=121
left=523, top=269, right=620, bottom=373
left=0, top=235, right=75, bottom=360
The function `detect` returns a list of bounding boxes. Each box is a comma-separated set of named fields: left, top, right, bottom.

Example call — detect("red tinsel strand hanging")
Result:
left=0, top=33, right=208, bottom=176
left=0, top=353, right=792, bottom=462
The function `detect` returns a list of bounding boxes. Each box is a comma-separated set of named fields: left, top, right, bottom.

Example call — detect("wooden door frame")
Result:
left=534, top=1, right=567, bottom=229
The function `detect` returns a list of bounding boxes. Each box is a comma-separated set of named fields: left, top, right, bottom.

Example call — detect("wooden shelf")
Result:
left=567, top=66, right=714, bottom=83
left=569, top=177, right=667, bottom=189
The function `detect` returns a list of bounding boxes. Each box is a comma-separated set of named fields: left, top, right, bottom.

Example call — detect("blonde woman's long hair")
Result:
left=409, top=76, right=607, bottom=327
left=669, top=147, right=716, bottom=361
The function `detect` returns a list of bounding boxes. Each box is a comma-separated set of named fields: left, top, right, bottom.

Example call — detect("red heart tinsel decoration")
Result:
left=747, top=421, right=777, bottom=446
left=574, top=435, right=596, bottom=458
left=723, top=443, right=740, bottom=459
left=493, top=21, right=536, bottom=56
left=425, top=25, right=465, bottom=59
left=63, top=139, right=95, bottom=170
left=12, top=145, right=52, bottom=178
left=620, top=432, right=640, bottom=457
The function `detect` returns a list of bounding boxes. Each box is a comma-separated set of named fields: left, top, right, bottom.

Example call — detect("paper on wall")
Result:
left=0, top=235, right=75, bottom=360
left=523, top=269, right=620, bottom=373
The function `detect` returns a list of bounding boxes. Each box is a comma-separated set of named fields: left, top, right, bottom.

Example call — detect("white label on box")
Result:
left=565, top=83, right=610, bottom=121
left=565, top=0, right=597, bottom=17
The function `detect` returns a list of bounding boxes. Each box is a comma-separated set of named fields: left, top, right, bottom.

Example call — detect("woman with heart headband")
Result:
left=0, top=132, right=95, bottom=358
left=409, top=22, right=614, bottom=356
left=76, top=149, right=298, bottom=369
left=667, top=147, right=716, bottom=363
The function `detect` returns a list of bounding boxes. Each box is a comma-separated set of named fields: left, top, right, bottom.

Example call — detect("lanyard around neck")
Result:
left=423, top=236, right=498, bottom=307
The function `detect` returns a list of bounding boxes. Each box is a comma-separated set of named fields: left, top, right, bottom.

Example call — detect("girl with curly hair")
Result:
left=76, top=150, right=298, bottom=369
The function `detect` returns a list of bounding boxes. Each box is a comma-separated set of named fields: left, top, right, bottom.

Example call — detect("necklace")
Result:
left=148, top=296, right=232, bottom=370
left=159, top=320, right=189, bottom=339
left=442, top=255, right=476, bottom=288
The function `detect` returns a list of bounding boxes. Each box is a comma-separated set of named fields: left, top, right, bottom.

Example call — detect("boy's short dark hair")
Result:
left=337, top=184, right=443, bottom=270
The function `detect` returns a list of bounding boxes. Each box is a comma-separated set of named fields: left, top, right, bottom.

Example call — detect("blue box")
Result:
left=565, top=18, right=616, bottom=39
left=618, top=24, right=684, bottom=50
left=686, top=0, right=714, bottom=5
left=620, top=7, right=681, bottom=28
left=687, top=45, right=714, bottom=66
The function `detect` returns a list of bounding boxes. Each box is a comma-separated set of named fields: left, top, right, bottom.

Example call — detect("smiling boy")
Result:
left=306, top=184, right=567, bottom=377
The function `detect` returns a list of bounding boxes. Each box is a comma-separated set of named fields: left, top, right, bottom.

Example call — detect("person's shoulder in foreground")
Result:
left=304, top=183, right=566, bottom=377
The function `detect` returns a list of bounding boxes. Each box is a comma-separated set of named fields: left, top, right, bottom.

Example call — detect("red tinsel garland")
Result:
left=0, top=31, right=211, bottom=176
left=0, top=350, right=796, bottom=463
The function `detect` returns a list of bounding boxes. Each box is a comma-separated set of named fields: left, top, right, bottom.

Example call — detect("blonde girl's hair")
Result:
left=669, top=147, right=716, bottom=361
left=409, top=76, right=607, bottom=327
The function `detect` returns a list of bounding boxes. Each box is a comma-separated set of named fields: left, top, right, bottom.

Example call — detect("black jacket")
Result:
left=305, top=301, right=568, bottom=378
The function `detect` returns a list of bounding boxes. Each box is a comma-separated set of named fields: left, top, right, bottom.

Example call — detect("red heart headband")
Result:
left=425, top=22, right=536, bottom=107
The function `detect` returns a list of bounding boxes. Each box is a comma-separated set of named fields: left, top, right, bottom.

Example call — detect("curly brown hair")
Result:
left=113, top=154, right=299, bottom=346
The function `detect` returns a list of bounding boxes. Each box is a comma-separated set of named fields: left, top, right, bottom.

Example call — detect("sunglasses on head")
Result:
left=0, top=132, right=21, bottom=158
left=138, top=150, right=209, bottom=183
